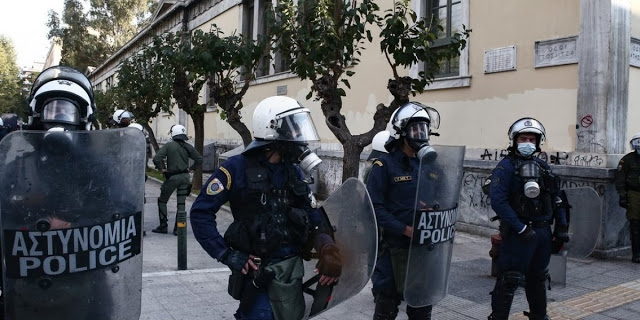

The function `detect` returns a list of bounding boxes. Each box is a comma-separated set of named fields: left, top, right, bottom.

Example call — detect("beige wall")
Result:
left=631, top=0, right=640, bottom=38
left=414, top=0, right=580, bottom=152
left=157, top=0, right=584, bottom=154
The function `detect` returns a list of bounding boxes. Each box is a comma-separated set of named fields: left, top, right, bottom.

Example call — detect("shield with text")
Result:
left=404, top=145, right=466, bottom=307
left=0, top=128, right=146, bottom=320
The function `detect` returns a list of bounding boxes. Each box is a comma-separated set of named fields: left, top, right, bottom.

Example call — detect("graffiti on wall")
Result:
left=471, top=148, right=606, bottom=168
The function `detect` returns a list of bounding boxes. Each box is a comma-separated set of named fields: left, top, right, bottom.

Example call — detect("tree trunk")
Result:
left=143, top=123, right=160, bottom=152
left=226, top=109, right=252, bottom=147
left=192, top=112, right=205, bottom=191
left=342, top=140, right=364, bottom=183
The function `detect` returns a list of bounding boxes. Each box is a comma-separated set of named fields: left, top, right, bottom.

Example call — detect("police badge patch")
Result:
left=206, top=178, right=224, bottom=195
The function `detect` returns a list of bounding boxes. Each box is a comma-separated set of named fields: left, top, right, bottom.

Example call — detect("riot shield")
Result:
left=563, top=187, right=602, bottom=258
left=0, top=128, right=146, bottom=320
left=303, top=177, right=377, bottom=318
left=405, top=145, right=466, bottom=307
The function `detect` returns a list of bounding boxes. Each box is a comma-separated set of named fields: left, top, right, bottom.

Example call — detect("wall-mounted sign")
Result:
left=534, top=36, right=578, bottom=68
left=631, top=38, right=640, bottom=68
left=484, top=46, right=516, bottom=74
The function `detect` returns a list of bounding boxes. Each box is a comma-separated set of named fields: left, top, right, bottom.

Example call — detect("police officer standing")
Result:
left=190, top=96, right=342, bottom=320
left=152, top=124, right=202, bottom=235
left=614, top=132, right=640, bottom=263
left=488, top=118, right=569, bottom=320
left=111, top=109, right=134, bottom=128
left=0, top=113, right=20, bottom=141
left=0, top=65, right=146, bottom=320
left=366, top=102, right=440, bottom=320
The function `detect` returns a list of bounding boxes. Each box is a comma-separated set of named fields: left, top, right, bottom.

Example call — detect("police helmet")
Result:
left=28, top=66, right=95, bottom=131
left=385, top=102, right=440, bottom=151
left=508, top=117, right=546, bottom=149
left=112, top=109, right=134, bottom=127
left=367, top=130, right=390, bottom=160
left=245, top=96, right=320, bottom=152
left=170, top=124, right=188, bottom=140
left=630, top=132, right=640, bottom=151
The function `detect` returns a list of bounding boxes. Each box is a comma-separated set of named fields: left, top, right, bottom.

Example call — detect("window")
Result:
left=412, top=0, right=470, bottom=89
left=242, top=0, right=290, bottom=78
left=105, top=76, right=114, bottom=90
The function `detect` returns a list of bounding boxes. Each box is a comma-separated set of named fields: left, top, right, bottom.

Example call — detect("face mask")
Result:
left=517, top=142, right=536, bottom=158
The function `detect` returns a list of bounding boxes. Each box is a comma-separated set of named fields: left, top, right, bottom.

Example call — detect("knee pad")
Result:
left=406, top=305, right=432, bottom=320
left=374, top=294, right=399, bottom=320
left=177, top=186, right=191, bottom=197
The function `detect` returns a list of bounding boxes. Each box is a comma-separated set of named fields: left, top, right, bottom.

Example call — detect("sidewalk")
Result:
left=141, top=178, right=640, bottom=320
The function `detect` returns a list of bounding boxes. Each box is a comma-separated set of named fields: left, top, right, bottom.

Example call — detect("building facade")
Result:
left=89, top=0, right=640, bottom=257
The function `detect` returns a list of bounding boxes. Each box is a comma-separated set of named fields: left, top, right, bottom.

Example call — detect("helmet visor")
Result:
left=631, top=138, right=640, bottom=149
left=41, top=99, right=80, bottom=125
left=275, top=112, right=320, bottom=142
left=406, top=122, right=429, bottom=140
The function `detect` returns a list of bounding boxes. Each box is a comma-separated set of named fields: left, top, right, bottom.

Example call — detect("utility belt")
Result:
left=521, top=220, right=550, bottom=228
left=163, top=169, right=189, bottom=180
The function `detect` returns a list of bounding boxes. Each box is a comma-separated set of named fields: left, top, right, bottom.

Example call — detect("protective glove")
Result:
left=620, top=197, right=629, bottom=209
left=553, top=225, right=570, bottom=243
left=519, top=227, right=536, bottom=242
left=221, top=249, right=249, bottom=272
left=316, top=243, right=342, bottom=277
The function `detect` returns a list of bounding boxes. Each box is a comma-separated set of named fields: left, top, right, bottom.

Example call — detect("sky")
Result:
left=0, top=0, right=65, bottom=70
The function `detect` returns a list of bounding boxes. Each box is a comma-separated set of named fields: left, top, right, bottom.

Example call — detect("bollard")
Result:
left=177, top=210, right=187, bottom=270
left=489, top=233, right=502, bottom=277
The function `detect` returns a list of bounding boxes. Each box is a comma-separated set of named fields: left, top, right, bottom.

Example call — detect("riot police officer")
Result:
left=614, top=132, right=640, bottom=263
left=364, top=130, right=390, bottom=184
left=111, top=109, right=134, bottom=128
left=488, top=118, right=569, bottom=320
left=0, top=113, right=20, bottom=141
left=0, top=66, right=146, bottom=320
left=152, top=124, right=202, bottom=235
left=190, top=96, right=341, bottom=320
left=366, top=102, right=440, bottom=320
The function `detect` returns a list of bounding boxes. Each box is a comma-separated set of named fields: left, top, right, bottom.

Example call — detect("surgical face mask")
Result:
left=519, top=161, right=541, bottom=198
left=517, top=142, right=536, bottom=158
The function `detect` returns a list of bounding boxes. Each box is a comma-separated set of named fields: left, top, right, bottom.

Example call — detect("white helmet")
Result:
left=372, top=131, right=391, bottom=153
left=246, top=96, right=320, bottom=151
left=112, top=109, right=134, bottom=127
left=508, top=117, right=546, bottom=148
left=630, top=132, right=640, bottom=150
left=28, top=66, right=95, bottom=131
left=129, top=123, right=144, bottom=131
left=388, top=102, right=440, bottom=140
left=367, top=130, right=390, bottom=161
left=170, top=124, right=188, bottom=140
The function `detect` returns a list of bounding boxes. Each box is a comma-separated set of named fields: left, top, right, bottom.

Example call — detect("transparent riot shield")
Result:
left=303, top=178, right=377, bottom=318
left=0, top=128, right=146, bottom=320
left=562, top=187, right=602, bottom=258
left=405, top=145, right=466, bottom=307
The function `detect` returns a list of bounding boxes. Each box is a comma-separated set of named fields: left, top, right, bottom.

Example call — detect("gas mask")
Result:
left=405, top=121, right=437, bottom=161
left=43, top=127, right=76, bottom=155
left=272, top=141, right=321, bottom=175
left=519, top=161, right=542, bottom=198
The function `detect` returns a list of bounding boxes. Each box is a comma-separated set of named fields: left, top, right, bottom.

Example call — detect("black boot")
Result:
left=490, top=271, right=524, bottom=320
left=152, top=224, right=168, bottom=234
left=407, top=305, right=432, bottom=320
left=630, top=220, right=640, bottom=263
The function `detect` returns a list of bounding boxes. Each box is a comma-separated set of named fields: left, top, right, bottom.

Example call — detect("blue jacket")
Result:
left=366, top=149, right=424, bottom=248
left=490, top=154, right=567, bottom=233
left=190, top=153, right=327, bottom=261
